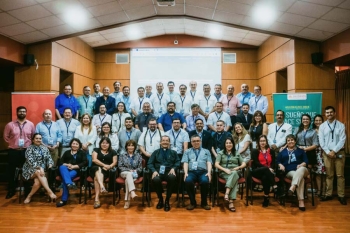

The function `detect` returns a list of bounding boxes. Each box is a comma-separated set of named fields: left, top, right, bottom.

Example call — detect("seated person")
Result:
left=56, top=138, right=88, bottom=207
left=215, top=137, right=246, bottom=212
left=22, top=133, right=56, bottom=204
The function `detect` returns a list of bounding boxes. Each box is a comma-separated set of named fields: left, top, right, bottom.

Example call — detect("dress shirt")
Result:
left=138, top=129, right=164, bottom=155
left=111, top=112, right=132, bottom=133
left=92, top=114, right=112, bottom=131
left=165, top=128, right=190, bottom=154
left=92, top=92, right=103, bottom=98
left=166, top=91, right=179, bottom=101
left=319, top=120, right=346, bottom=154
left=120, top=95, right=132, bottom=114
left=185, top=114, right=207, bottom=131
left=267, top=122, right=292, bottom=148
left=117, top=128, right=142, bottom=154
left=187, top=90, right=202, bottom=102
left=213, top=92, right=223, bottom=102
left=110, top=91, right=122, bottom=104
left=35, top=121, right=62, bottom=146
left=77, top=95, right=96, bottom=117
left=173, top=94, right=193, bottom=118
left=293, top=128, right=319, bottom=147
left=94, top=96, right=116, bottom=115
left=207, top=111, right=232, bottom=128
left=55, top=94, right=80, bottom=116
left=237, top=92, right=254, bottom=105
left=3, top=120, right=35, bottom=149
left=130, top=96, right=151, bottom=115
left=74, top=125, right=97, bottom=154
left=197, top=94, right=217, bottom=114
left=248, top=95, right=268, bottom=115
left=135, top=113, right=156, bottom=132
left=95, top=133, right=119, bottom=152
left=145, top=92, right=153, bottom=99
left=150, top=92, right=170, bottom=118
left=57, top=118, right=81, bottom=146
left=219, top=94, right=241, bottom=116
left=213, top=131, right=232, bottom=152
left=277, top=148, right=308, bottom=173
left=157, top=112, right=186, bottom=132
left=181, top=148, right=212, bottom=171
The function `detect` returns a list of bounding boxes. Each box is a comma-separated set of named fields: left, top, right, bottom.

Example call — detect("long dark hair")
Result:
left=257, top=135, right=270, bottom=151
left=116, top=101, right=128, bottom=114
left=250, top=110, right=264, bottom=127
left=312, top=114, right=324, bottom=129
left=99, top=122, right=112, bottom=138
left=99, top=136, right=112, bottom=152
left=223, top=137, right=236, bottom=155
left=296, top=114, right=311, bottom=135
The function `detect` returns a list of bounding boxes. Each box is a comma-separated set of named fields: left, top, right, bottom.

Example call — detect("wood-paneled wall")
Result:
left=0, top=34, right=26, bottom=65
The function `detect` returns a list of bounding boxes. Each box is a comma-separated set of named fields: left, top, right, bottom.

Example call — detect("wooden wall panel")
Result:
left=56, top=37, right=95, bottom=62
left=96, top=79, right=130, bottom=89
left=51, top=66, right=60, bottom=92
left=294, top=40, right=320, bottom=64
left=15, top=66, right=52, bottom=91
left=73, top=74, right=95, bottom=96
left=257, top=36, right=291, bottom=61
left=95, top=63, right=130, bottom=80
left=321, top=28, right=350, bottom=62
left=0, top=34, right=26, bottom=64
left=0, top=92, right=12, bottom=114
left=28, top=42, right=52, bottom=65
left=294, top=64, right=335, bottom=90
left=222, top=63, right=257, bottom=79
left=258, top=73, right=276, bottom=97
left=265, top=94, right=273, bottom=123
left=287, top=64, right=295, bottom=91
left=276, top=73, right=287, bottom=93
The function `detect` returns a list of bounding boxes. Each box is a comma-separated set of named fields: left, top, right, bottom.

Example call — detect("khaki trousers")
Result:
left=323, top=151, right=346, bottom=197
left=286, top=167, right=309, bottom=200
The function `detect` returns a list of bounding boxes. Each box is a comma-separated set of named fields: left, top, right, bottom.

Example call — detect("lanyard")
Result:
left=83, top=96, right=89, bottom=108
left=214, top=93, right=221, bottom=101
left=43, top=121, right=52, bottom=137
left=190, top=91, right=196, bottom=100
left=149, top=130, right=157, bottom=146
left=205, top=95, right=211, bottom=107
left=242, top=92, right=249, bottom=103
left=138, top=97, right=144, bottom=110
left=287, top=149, right=294, bottom=164
left=227, top=95, right=233, bottom=106
left=193, top=148, right=201, bottom=161
left=157, top=93, right=164, bottom=104
left=126, top=130, right=132, bottom=140
left=226, top=153, right=231, bottom=168
left=17, top=122, right=26, bottom=137
left=196, top=131, right=203, bottom=139
left=255, top=95, right=262, bottom=108
left=72, top=152, right=77, bottom=160
left=274, top=123, right=284, bottom=140
left=215, top=112, right=223, bottom=121
left=180, top=96, right=186, bottom=108
left=65, top=120, right=71, bottom=135
left=146, top=92, right=152, bottom=98
left=99, top=114, right=107, bottom=125
left=171, top=130, right=181, bottom=146
left=327, top=121, right=337, bottom=141
left=302, top=130, right=309, bottom=146
left=216, top=133, right=223, bottom=143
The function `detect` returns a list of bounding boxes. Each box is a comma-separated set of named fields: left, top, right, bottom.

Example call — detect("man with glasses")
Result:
left=92, top=104, right=112, bottom=133
left=207, top=102, right=232, bottom=132
left=237, top=83, right=254, bottom=105
left=157, top=102, right=186, bottom=132
left=188, top=118, right=213, bottom=152
left=138, top=118, right=164, bottom=161
left=186, top=104, right=207, bottom=132
left=94, top=86, right=116, bottom=115
left=77, top=86, right=96, bottom=117
left=248, top=85, right=268, bottom=122
left=55, top=84, right=80, bottom=119
left=173, top=84, right=192, bottom=119
left=188, top=80, right=201, bottom=102
left=135, top=102, right=156, bottom=132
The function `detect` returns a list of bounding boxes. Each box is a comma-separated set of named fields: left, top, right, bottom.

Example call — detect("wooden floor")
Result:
left=1, top=183, right=350, bottom=233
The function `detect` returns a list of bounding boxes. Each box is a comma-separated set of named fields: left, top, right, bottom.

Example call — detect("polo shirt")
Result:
left=186, top=114, right=207, bottom=131
left=173, top=94, right=193, bottom=118
left=157, top=112, right=185, bottom=132
left=207, top=111, right=232, bottom=128
left=165, top=128, right=190, bottom=154
left=236, top=92, right=254, bottom=105
left=219, top=94, right=241, bottom=116
left=181, top=148, right=212, bottom=171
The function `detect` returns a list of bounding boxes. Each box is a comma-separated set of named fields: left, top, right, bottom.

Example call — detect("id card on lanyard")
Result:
left=17, top=122, right=26, bottom=148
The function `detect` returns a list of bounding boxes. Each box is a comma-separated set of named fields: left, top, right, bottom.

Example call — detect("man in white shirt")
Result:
left=267, top=110, right=292, bottom=156
left=213, top=84, right=223, bottom=101
left=166, top=81, right=179, bottom=101
left=138, top=118, right=164, bottom=161
left=319, top=106, right=347, bottom=205
left=150, top=82, right=170, bottom=118
left=173, top=84, right=192, bottom=118
left=92, top=83, right=103, bottom=98
left=110, top=81, right=122, bottom=104
left=145, top=85, right=153, bottom=99
left=188, top=80, right=200, bottom=102
left=248, top=85, right=268, bottom=122
left=197, top=84, right=217, bottom=119
left=165, top=118, right=190, bottom=159
left=237, top=83, right=254, bottom=105
left=92, top=104, right=112, bottom=133
left=130, top=87, right=151, bottom=117
left=207, top=102, right=231, bottom=132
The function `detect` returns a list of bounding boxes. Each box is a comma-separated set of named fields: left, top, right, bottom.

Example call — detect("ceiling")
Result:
left=0, top=0, right=350, bottom=47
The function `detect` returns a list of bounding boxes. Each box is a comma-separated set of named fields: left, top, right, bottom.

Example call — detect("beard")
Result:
left=17, top=114, right=26, bottom=120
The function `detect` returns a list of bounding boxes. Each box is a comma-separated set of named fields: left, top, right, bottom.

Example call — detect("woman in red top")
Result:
left=250, top=135, right=276, bottom=207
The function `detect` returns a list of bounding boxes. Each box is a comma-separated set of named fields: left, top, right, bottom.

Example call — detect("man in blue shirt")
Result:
left=237, top=83, right=254, bottom=105
left=94, top=87, right=116, bottom=115
left=110, top=81, right=122, bottom=104
left=120, top=86, right=132, bottom=114
left=55, top=84, right=80, bottom=119
left=157, top=102, right=186, bottom=132
left=77, top=86, right=96, bottom=117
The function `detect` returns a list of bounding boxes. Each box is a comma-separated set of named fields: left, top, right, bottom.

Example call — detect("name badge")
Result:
left=132, top=171, right=138, bottom=179
left=159, top=165, right=166, bottom=174
left=226, top=107, right=230, bottom=114
left=252, top=141, right=257, bottom=149
left=159, top=107, right=163, bottom=114
left=216, top=148, right=220, bottom=153
left=191, top=161, right=198, bottom=170
left=65, top=136, right=72, bottom=144
left=18, top=139, right=24, bottom=148
left=180, top=109, right=184, bottom=114
left=48, top=137, right=54, bottom=146
left=273, top=139, right=277, bottom=143
left=205, top=106, right=210, bottom=113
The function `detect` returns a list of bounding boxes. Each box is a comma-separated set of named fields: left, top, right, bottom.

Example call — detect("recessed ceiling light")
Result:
left=64, top=7, right=87, bottom=28
left=252, top=4, right=276, bottom=26
left=207, top=24, right=223, bottom=39
left=125, top=25, right=144, bottom=40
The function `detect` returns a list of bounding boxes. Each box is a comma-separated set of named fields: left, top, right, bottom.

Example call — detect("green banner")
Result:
left=273, top=93, right=323, bottom=130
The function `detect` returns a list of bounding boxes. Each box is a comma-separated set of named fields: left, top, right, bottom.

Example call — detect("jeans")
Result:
left=59, top=165, right=78, bottom=201
left=185, top=170, right=209, bottom=205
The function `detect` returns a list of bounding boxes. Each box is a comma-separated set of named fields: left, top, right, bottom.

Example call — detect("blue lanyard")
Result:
left=146, top=92, right=152, bottom=98
left=171, top=130, right=180, bottom=146
left=205, top=95, right=211, bottom=106
left=255, top=95, right=262, bottom=108
left=215, top=112, right=223, bottom=121
left=193, top=148, right=201, bottom=161
left=242, top=92, right=249, bottom=103
left=327, top=121, right=336, bottom=141
left=303, top=130, right=309, bottom=146
left=43, top=121, right=52, bottom=137
left=214, top=93, right=221, bottom=101
left=180, top=96, right=186, bottom=108
left=138, top=97, right=144, bottom=110
left=287, top=149, right=294, bottom=164
left=17, top=122, right=26, bottom=137
left=274, top=123, right=284, bottom=140
left=190, top=91, right=196, bottom=100
left=83, top=96, right=90, bottom=108
left=99, top=114, right=107, bottom=125
left=126, top=130, right=132, bottom=140
left=149, top=130, right=157, bottom=145
left=65, top=120, right=71, bottom=135
left=157, top=93, right=164, bottom=104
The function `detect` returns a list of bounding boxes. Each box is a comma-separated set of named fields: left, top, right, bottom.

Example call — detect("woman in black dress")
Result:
left=249, top=110, right=268, bottom=149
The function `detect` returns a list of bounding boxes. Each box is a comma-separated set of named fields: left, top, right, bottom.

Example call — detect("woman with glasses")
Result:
left=249, top=110, right=268, bottom=149
left=112, top=102, right=131, bottom=133
left=95, top=122, right=119, bottom=152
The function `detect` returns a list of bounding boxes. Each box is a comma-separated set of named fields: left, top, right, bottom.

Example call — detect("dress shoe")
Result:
left=156, top=199, right=164, bottom=209
left=186, top=204, right=196, bottom=210
left=124, top=201, right=130, bottom=209
left=164, top=201, right=171, bottom=212
left=5, top=192, right=15, bottom=199
left=262, top=196, right=269, bottom=208
left=201, top=204, right=211, bottom=210
left=299, top=207, right=306, bottom=211
left=56, top=200, right=67, bottom=207
left=320, top=196, right=333, bottom=201
left=338, top=197, right=347, bottom=205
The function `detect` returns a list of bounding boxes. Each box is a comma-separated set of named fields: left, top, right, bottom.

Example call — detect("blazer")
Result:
left=188, top=129, right=213, bottom=152
left=236, top=112, right=253, bottom=130
left=94, top=96, right=116, bottom=115
left=251, top=148, right=276, bottom=170
left=147, top=148, right=180, bottom=173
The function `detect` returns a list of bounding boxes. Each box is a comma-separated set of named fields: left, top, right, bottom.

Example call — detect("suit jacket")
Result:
left=236, top=112, right=253, bottom=130
left=188, top=129, right=213, bottom=152
left=95, top=96, right=116, bottom=115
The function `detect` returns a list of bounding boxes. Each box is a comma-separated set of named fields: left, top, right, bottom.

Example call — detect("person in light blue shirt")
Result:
left=55, top=84, right=80, bottom=120
left=35, top=109, right=62, bottom=166
left=165, top=118, right=190, bottom=158
left=57, top=108, right=81, bottom=156
left=110, top=81, right=122, bottom=104
left=121, top=86, right=132, bottom=114
left=186, top=104, right=207, bottom=132
left=166, top=81, right=179, bottom=101
left=213, top=84, right=223, bottom=101
left=92, top=83, right=103, bottom=98
left=237, top=83, right=254, bottom=105
left=77, top=86, right=96, bottom=117
left=248, top=85, right=268, bottom=122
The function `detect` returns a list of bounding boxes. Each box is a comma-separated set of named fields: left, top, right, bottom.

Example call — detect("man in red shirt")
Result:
left=3, top=106, right=35, bottom=199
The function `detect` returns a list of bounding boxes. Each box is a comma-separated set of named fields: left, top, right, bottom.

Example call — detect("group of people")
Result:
left=3, top=80, right=347, bottom=213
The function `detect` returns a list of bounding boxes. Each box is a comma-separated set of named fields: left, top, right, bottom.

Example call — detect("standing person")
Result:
left=220, top=85, right=241, bottom=127
left=150, top=82, right=170, bottom=118
left=182, top=135, right=212, bottom=210
left=157, top=102, right=186, bottom=132
left=248, top=85, right=268, bottom=122
left=94, top=87, right=116, bottom=115
left=77, top=86, right=96, bottom=117
left=120, top=86, right=132, bottom=115
left=118, top=117, right=142, bottom=155
left=130, top=87, right=151, bottom=117
left=148, top=136, right=180, bottom=212
left=74, top=113, right=97, bottom=167
left=3, top=106, right=35, bottom=199
left=55, top=84, right=80, bottom=119
left=165, top=118, right=190, bottom=160
left=213, top=84, right=223, bottom=101
left=112, top=102, right=132, bottom=133
left=22, top=133, right=56, bottom=203
left=319, top=106, right=347, bottom=205
left=173, top=84, right=192, bottom=118
left=237, top=83, right=254, bottom=105
left=95, top=122, right=119, bottom=152
left=236, top=103, right=253, bottom=130
left=312, top=114, right=326, bottom=197
left=188, top=80, right=200, bottom=102
left=35, top=109, right=62, bottom=166
left=211, top=120, right=232, bottom=158
left=249, top=110, right=268, bottom=149
left=267, top=110, right=292, bottom=157
left=166, top=81, right=179, bottom=101
left=110, top=81, right=122, bottom=104
left=92, top=104, right=112, bottom=134
left=57, top=108, right=81, bottom=157
left=232, top=122, right=251, bottom=163
left=188, top=119, right=213, bottom=152
left=185, top=104, right=207, bottom=132
left=207, top=102, right=231, bottom=132
left=138, top=118, right=164, bottom=161
left=56, top=138, right=87, bottom=207
left=135, top=102, right=156, bottom=133
left=92, top=83, right=103, bottom=98
left=197, top=84, right=217, bottom=119
left=145, top=84, right=153, bottom=99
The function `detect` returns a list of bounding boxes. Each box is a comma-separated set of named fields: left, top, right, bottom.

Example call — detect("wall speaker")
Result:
left=24, top=54, right=35, bottom=66
left=311, top=52, right=323, bottom=65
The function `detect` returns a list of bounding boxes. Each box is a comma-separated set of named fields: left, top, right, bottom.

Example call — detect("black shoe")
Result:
left=56, top=200, right=67, bottom=207
left=320, top=196, right=333, bottom=201
left=164, top=201, right=170, bottom=212
left=288, top=189, right=294, bottom=196
left=299, top=207, right=306, bottom=211
left=338, top=197, right=347, bottom=205
left=262, top=196, right=269, bottom=208
left=201, top=204, right=211, bottom=210
left=5, top=192, right=15, bottom=199
left=156, top=199, right=164, bottom=209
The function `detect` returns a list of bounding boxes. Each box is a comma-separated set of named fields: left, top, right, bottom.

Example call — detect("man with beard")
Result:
left=148, top=135, right=180, bottom=212
left=135, top=102, right=156, bottom=133
left=150, top=82, right=170, bottom=118
left=207, top=102, right=232, bottom=132
left=3, top=106, right=35, bottom=199
left=120, top=86, right=132, bottom=115
left=55, top=84, right=80, bottom=119
left=166, top=81, right=179, bottom=101
left=157, top=102, right=186, bottom=132
left=94, top=87, right=116, bottom=115
left=165, top=118, right=190, bottom=160
left=77, top=86, right=96, bottom=117
left=92, top=104, right=112, bottom=133
left=185, top=104, right=207, bottom=132
left=92, top=83, right=103, bottom=98
left=213, top=84, right=223, bottom=101
left=197, top=84, right=217, bottom=119
left=35, top=109, right=63, bottom=166
left=173, top=84, right=192, bottom=118
left=237, top=83, right=254, bottom=105
left=118, top=117, right=142, bottom=155
left=236, top=103, right=253, bottom=130
left=110, top=81, right=122, bottom=104
left=130, top=87, right=151, bottom=117
left=189, top=118, right=213, bottom=152
left=220, top=85, right=241, bottom=127
left=211, top=120, right=232, bottom=158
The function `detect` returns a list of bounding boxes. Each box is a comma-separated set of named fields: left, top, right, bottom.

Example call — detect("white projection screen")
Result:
left=129, top=48, right=221, bottom=99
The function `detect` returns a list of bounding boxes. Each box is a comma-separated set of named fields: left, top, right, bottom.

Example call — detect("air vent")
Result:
left=223, top=53, right=236, bottom=63
left=116, top=54, right=129, bottom=64
left=157, top=0, right=175, bottom=6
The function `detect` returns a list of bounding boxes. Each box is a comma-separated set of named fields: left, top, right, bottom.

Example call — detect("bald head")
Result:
left=43, top=109, right=52, bottom=122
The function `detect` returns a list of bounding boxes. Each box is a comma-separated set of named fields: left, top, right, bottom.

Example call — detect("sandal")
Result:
left=228, top=202, right=236, bottom=212
left=24, top=195, right=32, bottom=204
left=94, top=201, right=101, bottom=209
left=224, top=193, right=229, bottom=202
left=101, top=187, right=108, bottom=194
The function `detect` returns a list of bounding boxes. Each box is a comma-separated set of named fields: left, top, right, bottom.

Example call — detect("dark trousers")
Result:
left=152, top=173, right=177, bottom=201
left=7, top=149, right=27, bottom=192
left=185, top=170, right=209, bottom=205
left=251, top=167, right=275, bottom=195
